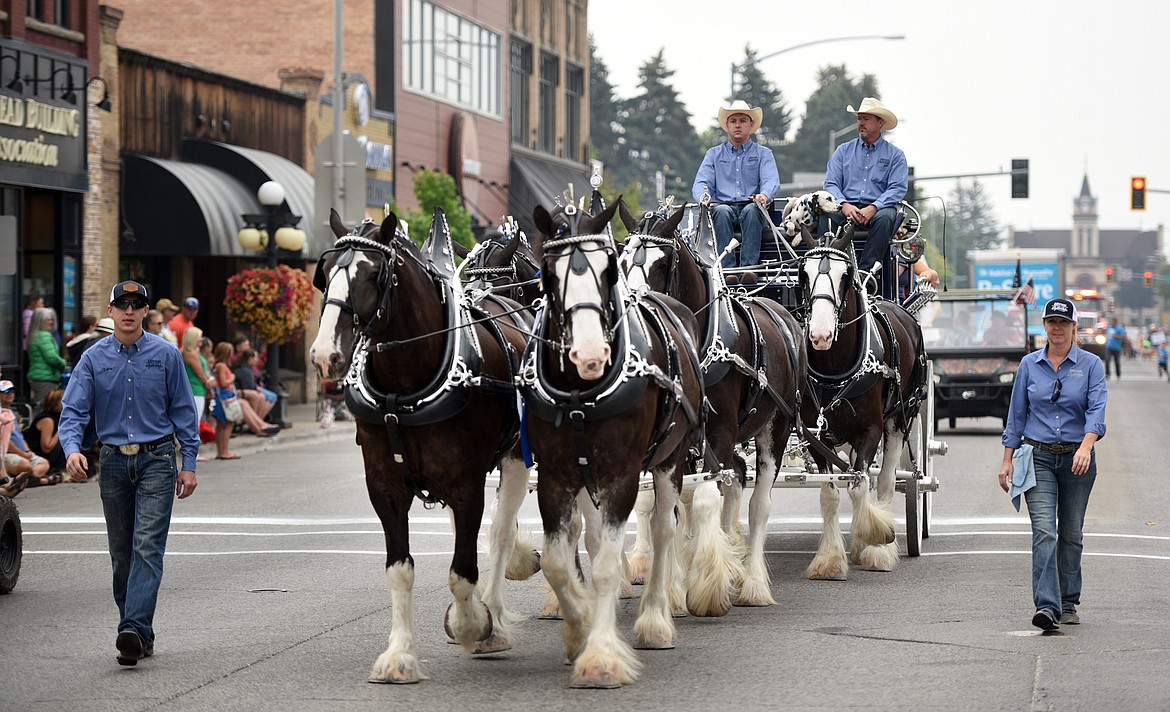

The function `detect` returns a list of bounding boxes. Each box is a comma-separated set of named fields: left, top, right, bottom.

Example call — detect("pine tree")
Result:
left=620, top=49, right=702, bottom=205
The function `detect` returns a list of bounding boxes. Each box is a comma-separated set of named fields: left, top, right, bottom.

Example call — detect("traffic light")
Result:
left=1011, top=159, right=1029, bottom=199
left=1105, top=267, right=1114, bottom=284
left=1144, top=270, right=1154, bottom=288
left=1131, top=176, right=1147, bottom=210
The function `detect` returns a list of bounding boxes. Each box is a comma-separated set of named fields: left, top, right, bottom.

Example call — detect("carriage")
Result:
left=653, top=195, right=949, bottom=557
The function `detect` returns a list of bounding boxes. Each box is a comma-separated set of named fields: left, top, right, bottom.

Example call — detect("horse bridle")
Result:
left=625, top=211, right=680, bottom=294
left=801, top=241, right=856, bottom=329
left=541, top=216, right=621, bottom=351
left=464, top=238, right=539, bottom=300
left=315, top=222, right=416, bottom=340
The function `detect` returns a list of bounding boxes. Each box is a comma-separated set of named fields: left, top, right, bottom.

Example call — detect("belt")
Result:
left=116, top=433, right=175, bottom=456
left=1022, top=437, right=1080, bottom=455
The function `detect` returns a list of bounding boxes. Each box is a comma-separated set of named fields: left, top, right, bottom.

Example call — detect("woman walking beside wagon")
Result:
left=997, top=298, right=1106, bottom=631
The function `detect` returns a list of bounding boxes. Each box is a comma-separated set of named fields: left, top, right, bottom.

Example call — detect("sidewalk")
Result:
left=221, top=401, right=357, bottom=458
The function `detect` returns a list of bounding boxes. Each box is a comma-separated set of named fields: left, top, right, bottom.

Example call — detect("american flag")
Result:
left=1013, top=276, right=1037, bottom=306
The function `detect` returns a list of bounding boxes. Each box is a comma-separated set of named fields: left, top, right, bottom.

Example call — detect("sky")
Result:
left=588, top=0, right=1170, bottom=240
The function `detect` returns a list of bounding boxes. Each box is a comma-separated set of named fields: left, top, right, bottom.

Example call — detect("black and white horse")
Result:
left=619, top=201, right=806, bottom=614
left=309, top=209, right=536, bottom=683
left=520, top=196, right=705, bottom=688
left=800, top=226, right=927, bottom=577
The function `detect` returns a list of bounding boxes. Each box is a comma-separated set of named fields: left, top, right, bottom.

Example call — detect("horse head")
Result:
left=532, top=197, right=622, bottom=381
left=617, top=200, right=687, bottom=295
left=462, top=220, right=539, bottom=305
left=801, top=228, right=858, bottom=351
left=310, top=208, right=406, bottom=379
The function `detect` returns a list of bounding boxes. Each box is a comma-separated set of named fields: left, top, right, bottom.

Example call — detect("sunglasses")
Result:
left=1050, top=378, right=1063, bottom=404
left=112, top=299, right=148, bottom=311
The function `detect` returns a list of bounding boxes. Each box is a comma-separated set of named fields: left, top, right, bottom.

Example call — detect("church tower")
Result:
left=1072, top=174, right=1099, bottom=258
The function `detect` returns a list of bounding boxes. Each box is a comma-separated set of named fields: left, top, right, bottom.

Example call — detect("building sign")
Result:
left=0, top=41, right=89, bottom=192
left=974, top=261, right=1061, bottom=306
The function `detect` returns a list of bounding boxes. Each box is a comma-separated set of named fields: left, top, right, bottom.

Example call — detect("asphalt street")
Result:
left=3, top=373, right=1170, bottom=711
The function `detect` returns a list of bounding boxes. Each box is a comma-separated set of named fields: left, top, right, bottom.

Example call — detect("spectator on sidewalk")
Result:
left=27, top=388, right=69, bottom=478
left=209, top=342, right=279, bottom=460
left=168, top=297, right=200, bottom=347
left=27, top=307, right=68, bottom=406
left=66, top=316, right=101, bottom=365
left=233, top=349, right=275, bottom=421
left=155, top=299, right=180, bottom=345
left=2, top=379, right=52, bottom=490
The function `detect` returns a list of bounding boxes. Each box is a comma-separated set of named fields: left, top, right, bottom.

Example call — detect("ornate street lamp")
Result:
left=237, top=180, right=306, bottom=427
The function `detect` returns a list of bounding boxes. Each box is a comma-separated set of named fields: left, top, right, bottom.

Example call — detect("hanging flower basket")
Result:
left=223, top=264, right=314, bottom=346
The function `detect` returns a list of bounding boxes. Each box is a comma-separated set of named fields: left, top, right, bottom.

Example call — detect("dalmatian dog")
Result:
left=780, top=190, right=843, bottom=246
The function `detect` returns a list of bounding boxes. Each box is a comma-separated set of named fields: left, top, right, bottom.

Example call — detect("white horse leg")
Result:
left=571, top=522, right=643, bottom=688
left=806, top=483, right=848, bottom=580
left=719, top=472, right=746, bottom=545
left=685, top=481, right=745, bottom=616
left=475, top=458, right=533, bottom=654
left=737, top=428, right=777, bottom=606
left=368, top=562, right=428, bottom=683
left=855, top=427, right=902, bottom=572
left=542, top=527, right=592, bottom=662
left=540, top=506, right=583, bottom=620
left=634, top=468, right=680, bottom=648
left=669, top=489, right=692, bottom=616
left=848, top=471, right=898, bottom=564
left=628, top=488, right=655, bottom=585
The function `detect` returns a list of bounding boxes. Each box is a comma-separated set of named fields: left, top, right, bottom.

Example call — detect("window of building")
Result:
left=404, top=0, right=501, bottom=117
left=510, top=40, right=532, bottom=146
left=27, top=0, right=69, bottom=26
left=564, top=64, right=583, bottom=161
left=538, top=52, right=559, bottom=154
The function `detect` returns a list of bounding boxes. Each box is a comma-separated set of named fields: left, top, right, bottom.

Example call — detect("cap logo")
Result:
left=1051, top=302, right=1068, bottom=312
left=123, top=283, right=140, bottom=293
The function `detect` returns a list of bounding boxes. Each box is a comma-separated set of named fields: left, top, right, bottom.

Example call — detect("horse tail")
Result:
left=684, top=482, right=745, bottom=617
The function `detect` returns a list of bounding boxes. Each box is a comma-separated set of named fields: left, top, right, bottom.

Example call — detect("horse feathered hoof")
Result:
left=569, top=664, right=623, bottom=689
left=805, top=560, right=848, bottom=581
left=368, top=652, right=426, bottom=684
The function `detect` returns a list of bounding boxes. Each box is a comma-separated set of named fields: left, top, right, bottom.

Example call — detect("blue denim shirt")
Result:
left=692, top=139, right=780, bottom=204
left=59, top=330, right=201, bottom=471
left=823, top=136, right=908, bottom=210
left=1001, top=343, right=1107, bottom=449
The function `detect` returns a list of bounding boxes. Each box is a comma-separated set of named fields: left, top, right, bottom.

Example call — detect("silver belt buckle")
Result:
left=119, top=444, right=141, bottom=455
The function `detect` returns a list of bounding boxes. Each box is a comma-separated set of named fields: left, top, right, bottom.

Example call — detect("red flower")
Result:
left=224, top=265, right=314, bottom=345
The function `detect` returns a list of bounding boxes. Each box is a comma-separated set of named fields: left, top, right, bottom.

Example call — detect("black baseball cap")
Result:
left=1042, top=298, right=1077, bottom=323
left=109, top=280, right=149, bottom=306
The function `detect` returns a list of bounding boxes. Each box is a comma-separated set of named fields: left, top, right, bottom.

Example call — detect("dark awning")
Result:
left=509, top=150, right=592, bottom=238
left=121, top=155, right=260, bottom=257
left=120, top=140, right=324, bottom=259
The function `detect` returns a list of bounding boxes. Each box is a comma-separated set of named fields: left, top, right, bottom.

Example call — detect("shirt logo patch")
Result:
left=146, top=359, right=165, bottom=370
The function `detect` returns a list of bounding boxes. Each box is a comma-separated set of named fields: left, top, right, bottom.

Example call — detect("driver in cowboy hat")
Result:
left=692, top=100, right=779, bottom=270
left=822, top=97, right=908, bottom=299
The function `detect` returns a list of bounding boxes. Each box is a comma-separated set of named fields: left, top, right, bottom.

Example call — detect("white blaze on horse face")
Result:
left=805, top=256, right=849, bottom=351
left=310, top=252, right=371, bottom=378
left=620, top=236, right=666, bottom=293
left=556, top=238, right=612, bottom=380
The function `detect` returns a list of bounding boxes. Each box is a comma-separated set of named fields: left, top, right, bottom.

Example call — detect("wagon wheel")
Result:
left=904, top=465, right=922, bottom=557
left=0, top=496, right=22, bottom=594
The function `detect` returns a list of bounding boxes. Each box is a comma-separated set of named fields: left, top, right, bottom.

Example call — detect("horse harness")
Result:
left=520, top=227, right=705, bottom=508
left=317, top=227, right=521, bottom=506
left=802, top=242, right=927, bottom=455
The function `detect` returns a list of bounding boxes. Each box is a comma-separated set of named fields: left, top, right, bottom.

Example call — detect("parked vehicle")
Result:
left=918, top=289, right=1032, bottom=429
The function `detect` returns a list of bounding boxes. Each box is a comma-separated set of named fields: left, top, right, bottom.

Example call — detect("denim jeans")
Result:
left=711, top=202, right=767, bottom=268
left=99, top=441, right=179, bottom=646
left=1023, top=448, right=1096, bottom=618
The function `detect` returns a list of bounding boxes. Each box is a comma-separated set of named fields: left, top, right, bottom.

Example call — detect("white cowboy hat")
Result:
left=847, top=97, right=898, bottom=130
left=718, top=100, right=764, bottom=134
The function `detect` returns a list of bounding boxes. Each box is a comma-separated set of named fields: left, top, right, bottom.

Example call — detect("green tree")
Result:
left=726, top=46, right=793, bottom=181
left=620, top=49, right=702, bottom=203
left=787, top=64, right=879, bottom=177
left=919, top=179, right=1001, bottom=287
left=388, top=170, right=474, bottom=248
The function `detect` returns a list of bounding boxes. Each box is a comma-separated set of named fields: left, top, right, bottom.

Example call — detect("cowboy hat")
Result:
left=847, top=97, right=898, bottom=130
left=718, top=100, right=764, bottom=134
